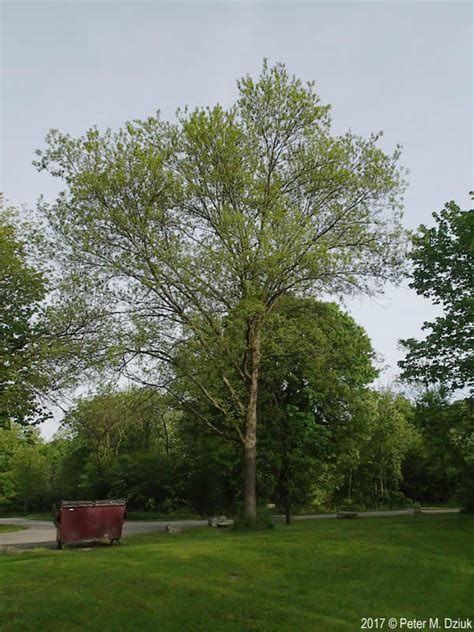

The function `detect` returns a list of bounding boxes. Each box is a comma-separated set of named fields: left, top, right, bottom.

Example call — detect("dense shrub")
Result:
left=233, top=506, right=274, bottom=531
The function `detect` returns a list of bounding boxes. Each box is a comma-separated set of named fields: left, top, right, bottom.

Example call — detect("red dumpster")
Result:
left=54, top=500, right=126, bottom=549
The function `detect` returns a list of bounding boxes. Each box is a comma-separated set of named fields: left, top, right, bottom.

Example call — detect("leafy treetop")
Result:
left=399, top=195, right=473, bottom=391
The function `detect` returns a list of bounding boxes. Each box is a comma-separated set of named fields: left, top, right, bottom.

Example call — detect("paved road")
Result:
left=0, top=508, right=460, bottom=550
left=0, top=518, right=209, bottom=549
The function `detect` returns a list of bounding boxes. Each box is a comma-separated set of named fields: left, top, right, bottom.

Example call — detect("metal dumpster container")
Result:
left=54, top=499, right=126, bottom=549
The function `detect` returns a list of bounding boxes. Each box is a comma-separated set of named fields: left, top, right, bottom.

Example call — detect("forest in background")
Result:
left=1, top=378, right=472, bottom=517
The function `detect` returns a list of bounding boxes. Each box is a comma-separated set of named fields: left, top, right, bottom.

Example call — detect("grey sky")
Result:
left=1, top=1, right=473, bottom=437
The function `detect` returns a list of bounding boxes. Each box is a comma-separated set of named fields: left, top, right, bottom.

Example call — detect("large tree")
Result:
left=36, top=61, right=407, bottom=517
left=399, top=196, right=473, bottom=391
left=257, top=297, right=377, bottom=521
left=172, top=296, right=378, bottom=519
left=0, top=200, right=49, bottom=427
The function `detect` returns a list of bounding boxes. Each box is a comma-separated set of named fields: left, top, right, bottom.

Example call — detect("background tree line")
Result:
left=1, top=379, right=472, bottom=517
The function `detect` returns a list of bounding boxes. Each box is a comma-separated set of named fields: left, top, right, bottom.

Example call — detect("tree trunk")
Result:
left=347, top=468, right=353, bottom=500
left=284, top=498, right=291, bottom=525
left=278, top=449, right=291, bottom=524
left=243, top=322, right=261, bottom=519
left=243, top=434, right=257, bottom=518
left=281, top=411, right=291, bottom=524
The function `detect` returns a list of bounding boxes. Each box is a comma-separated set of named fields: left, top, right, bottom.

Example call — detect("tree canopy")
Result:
left=35, top=61, right=407, bottom=517
left=257, top=297, right=378, bottom=520
left=0, top=201, right=49, bottom=427
left=399, top=196, right=473, bottom=391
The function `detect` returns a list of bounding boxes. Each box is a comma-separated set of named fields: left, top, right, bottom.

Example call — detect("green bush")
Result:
left=336, top=491, right=415, bottom=513
left=232, top=506, right=274, bottom=531
left=337, top=499, right=367, bottom=512
left=380, top=491, right=414, bottom=509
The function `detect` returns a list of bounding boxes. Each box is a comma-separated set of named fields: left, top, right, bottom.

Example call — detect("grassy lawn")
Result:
left=0, top=514, right=472, bottom=631
left=0, top=525, right=26, bottom=534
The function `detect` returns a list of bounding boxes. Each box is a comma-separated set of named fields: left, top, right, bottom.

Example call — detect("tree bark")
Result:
left=243, top=321, right=261, bottom=519
left=243, top=434, right=257, bottom=518
left=281, top=410, right=291, bottom=524
left=284, top=497, right=291, bottom=525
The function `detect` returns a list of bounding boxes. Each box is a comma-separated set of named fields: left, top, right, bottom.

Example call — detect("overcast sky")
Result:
left=2, top=1, right=473, bottom=437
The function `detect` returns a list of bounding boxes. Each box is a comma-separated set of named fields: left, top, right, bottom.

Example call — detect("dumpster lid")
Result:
left=58, top=499, right=126, bottom=508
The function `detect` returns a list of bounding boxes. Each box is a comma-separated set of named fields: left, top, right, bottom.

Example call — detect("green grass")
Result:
left=0, top=515, right=472, bottom=631
left=0, top=524, right=26, bottom=534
